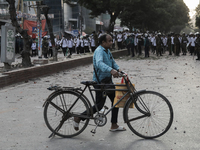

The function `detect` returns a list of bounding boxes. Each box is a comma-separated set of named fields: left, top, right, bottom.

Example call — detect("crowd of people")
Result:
left=28, top=31, right=99, bottom=58
left=111, top=30, right=200, bottom=60
left=14, top=30, right=200, bottom=61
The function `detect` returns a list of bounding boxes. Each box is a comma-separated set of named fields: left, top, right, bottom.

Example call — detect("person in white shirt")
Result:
left=83, top=37, right=90, bottom=53
left=162, top=35, right=168, bottom=53
left=171, top=34, right=175, bottom=54
left=68, top=37, right=74, bottom=57
left=80, top=36, right=84, bottom=54
left=98, top=30, right=103, bottom=39
left=48, top=38, right=53, bottom=57
left=117, top=31, right=123, bottom=50
left=76, top=36, right=80, bottom=54
left=55, top=35, right=60, bottom=51
left=151, top=34, right=156, bottom=54
left=31, top=40, right=37, bottom=57
left=90, top=35, right=96, bottom=52
left=73, top=37, right=77, bottom=53
left=60, top=36, right=68, bottom=56
left=189, top=33, right=196, bottom=55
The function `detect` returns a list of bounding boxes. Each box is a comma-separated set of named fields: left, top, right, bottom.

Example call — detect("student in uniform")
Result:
left=60, top=36, right=68, bottom=56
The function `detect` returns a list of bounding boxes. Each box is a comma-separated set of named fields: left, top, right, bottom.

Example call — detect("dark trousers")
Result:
left=131, top=44, right=135, bottom=57
left=49, top=46, right=53, bottom=57
left=152, top=46, right=156, bottom=54
left=32, top=49, right=37, bottom=56
left=80, top=47, right=84, bottom=53
left=69, top=48, right=73, bottom=55
left=62, top=47, right=67, bottom=56
left=91, top=46, right=96, bottom=52
left=138, top=45, right=142, bottom=55
left=190, top=46, right=195, bottom=55
left=92, top=85, right=119, bottom=123
left=127, top=44, right=131, bottom=55
left=81, top=85, right=119, bottom=124
left=84, top=46, right=90, bottom=53
left=76, top=46, right=80, bottom=54
left=197, top=52, right=200, bottom=59
left=171, top=44, right=174, bottom=54
left=118, top=42, right=122, bottom=50
left=135, top=45, right=138, bottom=54
left=145, top=46, right=149, bottom=57
left=44, top=53, right=48, bottom=58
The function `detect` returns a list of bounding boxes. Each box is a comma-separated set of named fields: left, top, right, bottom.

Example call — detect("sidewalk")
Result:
left=0, top=49, right=127, bottom=89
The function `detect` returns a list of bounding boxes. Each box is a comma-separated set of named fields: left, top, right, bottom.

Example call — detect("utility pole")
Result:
left=79, top=5, right=82, bottom=36
left=36, top=1, right=42, bottom=58
left=21, top=0, right=23, bottom=28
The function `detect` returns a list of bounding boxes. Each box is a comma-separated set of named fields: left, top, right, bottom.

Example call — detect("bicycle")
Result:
left=43, top=72, right=173, bottom=139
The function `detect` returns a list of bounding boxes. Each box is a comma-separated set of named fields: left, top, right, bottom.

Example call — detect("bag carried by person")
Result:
left=113, top=77, right=134, bottom=108
left=94, top=67, right=114, bottom=94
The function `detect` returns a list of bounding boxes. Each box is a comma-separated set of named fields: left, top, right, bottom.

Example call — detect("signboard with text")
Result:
left=1, top=23, right=16, bottom=64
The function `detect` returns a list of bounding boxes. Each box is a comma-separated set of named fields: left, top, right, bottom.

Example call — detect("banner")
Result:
left=23, top=20, right=47, bottom=37
left=16, top=11, right=54, bottom=19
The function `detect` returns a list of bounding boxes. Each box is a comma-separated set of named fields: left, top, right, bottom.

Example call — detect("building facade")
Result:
left=0, top=0, right=110, bottom=36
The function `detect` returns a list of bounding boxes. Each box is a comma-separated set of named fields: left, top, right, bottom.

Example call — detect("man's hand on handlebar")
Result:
left=110, top=69, right=119, bottom=78
left=111, top=69, right=127, bottom=78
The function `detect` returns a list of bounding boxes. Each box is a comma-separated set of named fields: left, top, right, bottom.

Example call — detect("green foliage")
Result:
left=66, top=0, right=140, bottom=31
left=64, top=0, right=189, bottom=32
left=196, top=4, right=200, bottom=29
left=119, top=0, right=190, bottom=32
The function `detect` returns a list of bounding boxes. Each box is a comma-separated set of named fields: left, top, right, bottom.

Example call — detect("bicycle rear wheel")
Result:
left=124, top=90, right=173, bottom=139
left=44, top=90, right=90, bottom=138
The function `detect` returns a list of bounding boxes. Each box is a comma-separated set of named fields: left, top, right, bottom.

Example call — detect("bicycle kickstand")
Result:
left=49, top=132, right=55, bottom=138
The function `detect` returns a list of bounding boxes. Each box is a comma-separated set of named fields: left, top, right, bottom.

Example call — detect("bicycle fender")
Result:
left=123, top=90, right=146, bottom=123
left=43, top=88, right=83, bottom=107
left=43, top=90, right=61, bottom=107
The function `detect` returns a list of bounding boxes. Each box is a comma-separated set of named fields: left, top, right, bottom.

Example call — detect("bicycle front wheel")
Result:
left=124, top=90, right=173, bottom=139
left=44, top=90, right=90, bottom=138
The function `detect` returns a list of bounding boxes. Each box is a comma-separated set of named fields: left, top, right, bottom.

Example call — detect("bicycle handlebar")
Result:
left=118, top=71, right=127, bottom=77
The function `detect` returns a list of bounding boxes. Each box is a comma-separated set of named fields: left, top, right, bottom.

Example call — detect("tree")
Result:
left=64, top=0, right=140, bottom=32
left=6, top=0, right=32, bottom=67
left=195, top=4, right=200, bottom=29
left=119, top=0, right=190, bottom=33
left=42, top=6, right=57, bottom=61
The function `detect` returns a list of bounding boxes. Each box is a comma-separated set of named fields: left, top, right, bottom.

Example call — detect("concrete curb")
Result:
left=0, top=49, right=127, bottom=88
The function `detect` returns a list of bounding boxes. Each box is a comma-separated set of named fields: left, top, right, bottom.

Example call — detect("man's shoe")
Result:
left=73, top=117, right=80, bottom=131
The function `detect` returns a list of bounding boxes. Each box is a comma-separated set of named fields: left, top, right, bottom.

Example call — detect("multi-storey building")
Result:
left=0, top=0, right=109, bottom=36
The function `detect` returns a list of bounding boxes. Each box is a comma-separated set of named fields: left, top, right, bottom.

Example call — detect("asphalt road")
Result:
left=1, top=53, right=200, bottom=150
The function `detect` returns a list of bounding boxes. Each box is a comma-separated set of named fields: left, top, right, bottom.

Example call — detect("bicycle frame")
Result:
left=61, top=76, right=150, bottom=122
left=44, top=74, right=173, bottom=139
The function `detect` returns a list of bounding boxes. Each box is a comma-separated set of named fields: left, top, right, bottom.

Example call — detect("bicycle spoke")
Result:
left=48, top=101, right=65, bottom=114
left=125, top=91, right=173, bottom=139
left=44, top=90, right=90, bottom=138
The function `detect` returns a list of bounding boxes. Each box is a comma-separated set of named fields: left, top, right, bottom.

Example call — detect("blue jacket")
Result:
left=93, top=45, right=119, bottom=83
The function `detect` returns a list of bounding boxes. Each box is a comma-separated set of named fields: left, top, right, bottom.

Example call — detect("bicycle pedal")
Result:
left=104, top=106, right=109, bottom=109
left=91, top=129, right=96, bottom=134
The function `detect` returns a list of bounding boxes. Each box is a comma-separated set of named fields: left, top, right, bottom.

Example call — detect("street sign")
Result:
left=32, top=27, right=37, bottom=33
left=1, top=23, right=15, bottom=64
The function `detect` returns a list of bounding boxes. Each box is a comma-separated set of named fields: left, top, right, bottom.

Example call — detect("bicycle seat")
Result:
left=81, top=81, right=97, bottom=85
